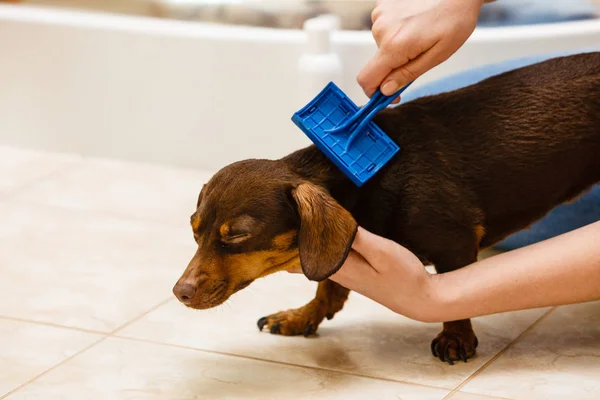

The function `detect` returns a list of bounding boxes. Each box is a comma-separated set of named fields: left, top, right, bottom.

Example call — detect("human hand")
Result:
left=290, top=227, right=440, bottom=322
left=358, top=0, right=486, bottom=101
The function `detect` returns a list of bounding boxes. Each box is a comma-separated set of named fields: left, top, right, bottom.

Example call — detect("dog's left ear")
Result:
left=291, top=182, right=358, bottom=281
left=196, top=184, right=207, bottom=208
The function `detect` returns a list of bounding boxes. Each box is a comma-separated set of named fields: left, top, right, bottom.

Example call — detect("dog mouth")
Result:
left=184, top=293, right=228, bottom=310
left=182, top=279, right=255, bottom=310
left=184, top=298, right=227, bottom=310
left=182, top=280, right=230, bottom=309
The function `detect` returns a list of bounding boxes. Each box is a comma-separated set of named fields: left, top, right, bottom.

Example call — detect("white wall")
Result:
left=1, top=4, right=599, bottom=171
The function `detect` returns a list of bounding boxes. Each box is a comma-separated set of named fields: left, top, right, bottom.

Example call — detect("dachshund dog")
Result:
left=173, top=52, right=600, bottom=364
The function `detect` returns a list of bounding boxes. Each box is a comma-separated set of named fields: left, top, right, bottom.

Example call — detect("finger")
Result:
left=349, top=227, right=395, bottom=271
left=380, top=40, right=444, bottom=91
left=286, top=266, right=302, bottom=274
left=357, top=52, right=395, bottom=98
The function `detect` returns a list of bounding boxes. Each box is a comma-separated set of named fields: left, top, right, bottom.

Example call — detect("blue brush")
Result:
left=292, top=82, right=413, bottom=187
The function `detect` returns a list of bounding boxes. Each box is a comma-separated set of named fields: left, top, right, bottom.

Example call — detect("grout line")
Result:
left=443, top=392, right=513, bottom=400
left=441, top=307, right=556, bottom=400
left=111, top=334, right=453, bottom=392
left=0, top=335, right=108, bottom=399
left=107, top=297, right=175, bottom=337
left=0, top=148, right=212, bottom=229
left=0, top=297, right=173, bottom=399
left=0, top=315, right=108, bottom=336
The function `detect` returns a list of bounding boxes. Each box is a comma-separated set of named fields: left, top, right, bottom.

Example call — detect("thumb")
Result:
left=350, top=227, right=396, bottom=272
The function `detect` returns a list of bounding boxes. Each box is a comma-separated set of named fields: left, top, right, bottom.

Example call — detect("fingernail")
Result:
left=381, top=80, right=399, bottom=95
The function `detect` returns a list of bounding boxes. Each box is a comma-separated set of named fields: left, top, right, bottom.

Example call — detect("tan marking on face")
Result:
left=191, top=214, right=202, bottom=231
left=227, top=249, right=300, bottom=282
left=271, top=230, right=298, bottom=249
left=474, top=224, right=486, bottom=244
left=219, top=223, right=230, bottom=237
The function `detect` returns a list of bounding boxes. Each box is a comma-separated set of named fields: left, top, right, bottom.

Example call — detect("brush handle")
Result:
left=327, top=81, right=413, bottom=137
left=342, top=81, right=413, bottom=150
left=368, top=81, right=414, bottom=114
left=356, top=82, right=414, bottom=131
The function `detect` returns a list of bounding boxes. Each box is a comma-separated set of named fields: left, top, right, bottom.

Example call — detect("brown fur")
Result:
left=173, top=52, right=600, bottom=364
left=257, top=280, right=350, bottom=336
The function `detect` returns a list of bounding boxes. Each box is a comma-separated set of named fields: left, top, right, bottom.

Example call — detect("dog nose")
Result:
left=173, top=283, right=196, bottom=304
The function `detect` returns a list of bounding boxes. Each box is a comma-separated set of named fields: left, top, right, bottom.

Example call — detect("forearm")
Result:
left=428, top=221, right=600, bottom=322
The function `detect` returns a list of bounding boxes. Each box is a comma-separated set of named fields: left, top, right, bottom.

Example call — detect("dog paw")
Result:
left=431, top=330, right=478, bottom=365
left=257, top=307, right=324, bottom=337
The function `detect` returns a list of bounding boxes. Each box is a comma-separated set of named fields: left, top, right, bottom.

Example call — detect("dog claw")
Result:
left=460, top=348, right=468, bottom=363
left=257, top=317, right=268, bottom=331
left=434, top=342, right=442, bottom=361
left=431, top=329, right=478, bottom=365
left=326, top=313, right=334, bottom=320
left=303, top=324, right=313, bottom=337
left=270, top=323, right=281, bottom=334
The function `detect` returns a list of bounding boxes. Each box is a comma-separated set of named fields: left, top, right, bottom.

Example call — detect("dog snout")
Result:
left=173, top=282, right=197, bottom=304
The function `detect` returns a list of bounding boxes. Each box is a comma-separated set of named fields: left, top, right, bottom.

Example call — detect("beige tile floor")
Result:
left=0, top=145, right=598, bottom=400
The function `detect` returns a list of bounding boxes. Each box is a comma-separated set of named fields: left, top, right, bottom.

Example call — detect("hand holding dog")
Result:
left=328, top=227, right=438, bottom=322
left=290, top=222, right=600, bottom=323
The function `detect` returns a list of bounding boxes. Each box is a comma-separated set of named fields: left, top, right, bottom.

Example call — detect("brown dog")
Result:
left=173, top=52, right=600, bottom=364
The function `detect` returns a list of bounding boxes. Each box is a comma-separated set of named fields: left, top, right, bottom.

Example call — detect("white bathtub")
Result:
left=1, top=4, right=599, bottom=171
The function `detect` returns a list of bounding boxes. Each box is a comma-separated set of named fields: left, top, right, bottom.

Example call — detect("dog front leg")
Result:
left=257, top=280, right=349, bottom=336
left=431, top=258, right=479, bottom=365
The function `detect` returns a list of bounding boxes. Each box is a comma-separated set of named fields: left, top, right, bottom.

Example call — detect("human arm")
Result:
left=325, top=221, right=600, bottom=323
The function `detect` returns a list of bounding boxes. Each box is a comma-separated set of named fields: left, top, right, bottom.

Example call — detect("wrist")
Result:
left=418, top=271, right=457, bottom=323
left=401, top=270, right=449, bottom=323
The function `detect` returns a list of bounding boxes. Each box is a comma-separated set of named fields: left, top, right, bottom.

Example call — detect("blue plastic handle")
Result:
left=324, top=82, right=414, bottom=150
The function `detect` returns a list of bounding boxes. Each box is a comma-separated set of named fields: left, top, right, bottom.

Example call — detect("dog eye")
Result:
left=221, top=233, right=251, bottom=246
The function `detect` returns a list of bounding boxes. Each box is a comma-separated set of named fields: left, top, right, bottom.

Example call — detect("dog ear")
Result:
left=196, top=184, right=207, bottom=208
left=291, top=182, right=358, bottom=281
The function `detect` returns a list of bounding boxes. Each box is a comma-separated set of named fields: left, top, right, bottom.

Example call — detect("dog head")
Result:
left=172, top=159, right=357, bottom=309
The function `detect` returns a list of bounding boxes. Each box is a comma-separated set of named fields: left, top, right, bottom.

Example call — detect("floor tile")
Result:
left=446, top=392, right=512, bottom=400
left=0, top=318, right=102, bottom=397
left=6, top=337, right=450, bottom=400
left=0, top=146, right=80, bottom=196
left=118, top=273, right=548, bottom=390
left=12, top=156, right=213, bottom=223
left=0, top=201, right=195, bottom=332
left=461, top=302, right=600, bottom=400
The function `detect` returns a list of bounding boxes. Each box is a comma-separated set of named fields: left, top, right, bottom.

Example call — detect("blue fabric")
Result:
left=477, top=0, right=598, bottom=27
left=401, top=50, right=600, bottom=250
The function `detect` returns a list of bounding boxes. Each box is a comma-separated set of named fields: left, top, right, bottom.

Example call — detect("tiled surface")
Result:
left=446, top=392, right=512, bottom=400
left=6, top=337, right=451, bottom=400
left=11, top=156, right=213, bottom=223
left=0, top=145, right=598, bottom=399
left=0, top=318, right=101, bottom=396
left=0, top=201, right=193, bottom=332
left=0, top=145, right=80, bottom=196
left=461, top=302, right=600, bottom=400
left=119, top=274, right=549, bottom=390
